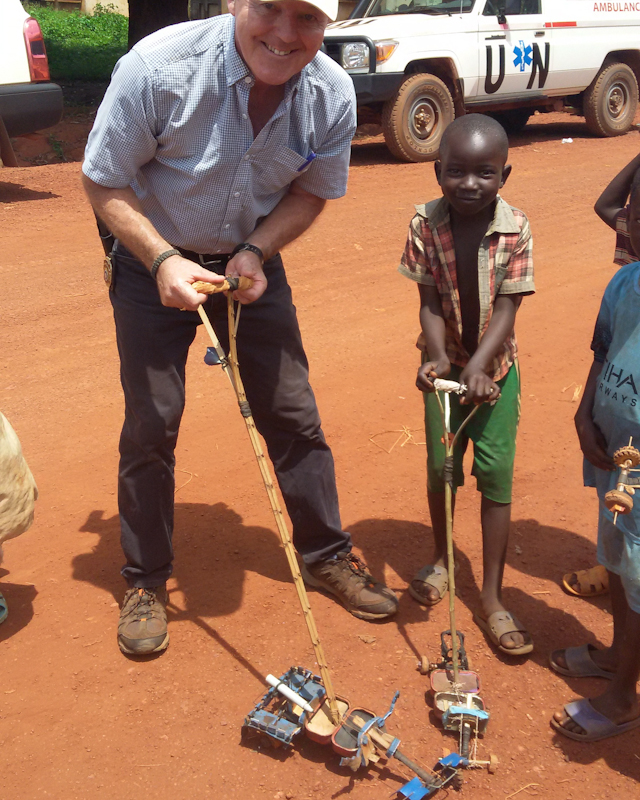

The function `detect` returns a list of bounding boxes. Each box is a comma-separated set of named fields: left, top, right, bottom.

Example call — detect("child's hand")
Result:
left=575, top=411, right=614, bottom=471
left=416, top=358, right=451, bottom=393
left=459, top=365, right=500, bottom=406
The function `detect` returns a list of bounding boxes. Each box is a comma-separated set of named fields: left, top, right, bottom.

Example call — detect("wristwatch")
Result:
left=230, top=242, right=264, bottom=264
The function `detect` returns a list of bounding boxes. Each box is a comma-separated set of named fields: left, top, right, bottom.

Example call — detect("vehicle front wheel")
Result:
left=382, top=73, right=455, bottom=162
left=584, top=62, right=638, bottom=137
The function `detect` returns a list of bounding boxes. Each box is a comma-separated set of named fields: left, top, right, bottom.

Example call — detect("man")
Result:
left=82, top=0, right=398, bottom=656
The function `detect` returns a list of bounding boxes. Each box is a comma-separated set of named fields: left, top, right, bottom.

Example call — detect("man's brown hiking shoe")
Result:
left=118, top=585, right=169, bottom=655
left=302, top=551, right=398, bottom=620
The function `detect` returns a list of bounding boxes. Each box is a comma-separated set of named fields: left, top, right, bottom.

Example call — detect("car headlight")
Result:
left=341, top=42, right=370, bottom=71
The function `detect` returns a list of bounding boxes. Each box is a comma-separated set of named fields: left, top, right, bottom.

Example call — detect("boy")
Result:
left=551, top=171, right=640, bottom=741
left=563, top=150, right=640, bottom=599
left=399, top=114, right=535, bottom=656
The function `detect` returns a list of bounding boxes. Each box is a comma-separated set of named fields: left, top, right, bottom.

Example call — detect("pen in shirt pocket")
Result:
left=297, top=151, right=317, bottom=171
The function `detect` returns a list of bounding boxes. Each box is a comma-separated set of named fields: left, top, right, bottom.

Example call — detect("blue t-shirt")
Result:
left=585, top=261, right=640, bottom=536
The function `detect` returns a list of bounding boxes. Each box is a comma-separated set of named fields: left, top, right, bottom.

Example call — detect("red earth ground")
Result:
left=2, top=111, right=640, bottom=800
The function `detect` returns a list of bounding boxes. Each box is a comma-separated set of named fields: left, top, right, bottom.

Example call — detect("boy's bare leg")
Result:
left=553, top=591, right=640, bottom=735
left=478, top=496, right=530, bottom=650
left=552, top=571, right=627, bottom=674
left=417, top=489, right=456, bottom=603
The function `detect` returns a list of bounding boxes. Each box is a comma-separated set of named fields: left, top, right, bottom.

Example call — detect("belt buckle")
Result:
left=198, top=253, right=225, bottom=268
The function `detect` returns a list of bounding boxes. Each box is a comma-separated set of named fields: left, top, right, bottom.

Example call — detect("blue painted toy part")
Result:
left=397, top=777, right=437, bottom=799
left=204, top=347, right=221, bottom=365
left=444, top=706, right=490, bottom=724
left=439, top=753, right=467, bottom=768
left=385, top=737, right=401, bottom=759
left=351, top=691, right=402, bottom=768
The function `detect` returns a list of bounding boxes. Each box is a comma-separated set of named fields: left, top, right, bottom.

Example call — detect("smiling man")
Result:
left=81, top=0, right=398, bottom=656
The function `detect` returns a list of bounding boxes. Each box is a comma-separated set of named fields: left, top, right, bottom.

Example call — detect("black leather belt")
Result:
left=177, top=247, right=232, bottom=268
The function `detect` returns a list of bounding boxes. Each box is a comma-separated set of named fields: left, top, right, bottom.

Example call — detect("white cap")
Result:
left=259, top=0, right=339, bottom=22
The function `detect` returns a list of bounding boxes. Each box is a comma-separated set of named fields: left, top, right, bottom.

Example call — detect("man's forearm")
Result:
left=594, top=152, right=640, bottom=229
left=246, top=183, right=326, bottom=260
left=82, top=174, right=172, bottom=269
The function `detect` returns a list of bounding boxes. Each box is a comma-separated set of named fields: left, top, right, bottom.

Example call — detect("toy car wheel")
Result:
left=584, top=61, right=638, bottom=137
left=613, top=445, right=640, bottom=467
left=418, top=655, right=430, bottom=675
left=604, top=489, right=634, bottom=514
left=382, top=72, right=455, bottom=163
left=488, top=754, right=499, bottom=774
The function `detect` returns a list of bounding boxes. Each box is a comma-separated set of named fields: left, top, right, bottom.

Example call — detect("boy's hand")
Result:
left=575, top=411, right=614, bottom=471
left=416, top=358, right=451, bottom=393
left=459, top=365, right=500, bottom=406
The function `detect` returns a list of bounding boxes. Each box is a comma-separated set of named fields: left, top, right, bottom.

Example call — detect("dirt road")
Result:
left=2, top=114, right=640, bottom=799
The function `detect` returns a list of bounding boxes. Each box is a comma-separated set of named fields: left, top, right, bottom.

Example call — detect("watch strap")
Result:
left=150, top=248, right=181, bottom=280
left=230, top=242, right=264, bottom=264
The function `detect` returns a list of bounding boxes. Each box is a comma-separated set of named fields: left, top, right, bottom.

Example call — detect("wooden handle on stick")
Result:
left=192, top=277, right=253, bottom=294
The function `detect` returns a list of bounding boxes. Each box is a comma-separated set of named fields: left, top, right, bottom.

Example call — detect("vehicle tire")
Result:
left=382, top=73, right=455, bottom=162
left=490, top=108, right=532, bottom=134
left=584, top=62, right=638, bottom=137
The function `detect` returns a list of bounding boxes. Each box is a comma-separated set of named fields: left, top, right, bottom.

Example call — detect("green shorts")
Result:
left=424, top=361, right=520, bottom=504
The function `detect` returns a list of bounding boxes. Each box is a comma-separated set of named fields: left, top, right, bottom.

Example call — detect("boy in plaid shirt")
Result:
left=399, top=114, right=535, bottom=656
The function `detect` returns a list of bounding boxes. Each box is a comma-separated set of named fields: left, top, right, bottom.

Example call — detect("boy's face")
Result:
left=435, top=131, right=511, bottom=218
left=629, top=193, right=640, bottom=259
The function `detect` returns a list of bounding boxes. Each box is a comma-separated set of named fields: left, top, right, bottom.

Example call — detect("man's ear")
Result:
left=228, top=0, right=236, bottom=15
left=500, top=163, right=512, bottom=187
left=434, top=160, right=442, bottom=185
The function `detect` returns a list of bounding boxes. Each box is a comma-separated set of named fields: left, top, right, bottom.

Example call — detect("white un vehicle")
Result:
left=323, top=0, right=640, bottom=161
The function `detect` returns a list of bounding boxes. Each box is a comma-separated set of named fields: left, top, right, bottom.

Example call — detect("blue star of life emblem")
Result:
left=513, top=40, right=533, bottom=72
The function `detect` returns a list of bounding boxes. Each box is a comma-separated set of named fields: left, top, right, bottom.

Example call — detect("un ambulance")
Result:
left=323, top=0, right=640, bottom=161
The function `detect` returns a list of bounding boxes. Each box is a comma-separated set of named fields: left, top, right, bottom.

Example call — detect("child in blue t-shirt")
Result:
left=550, top=173, right=640, bottom=742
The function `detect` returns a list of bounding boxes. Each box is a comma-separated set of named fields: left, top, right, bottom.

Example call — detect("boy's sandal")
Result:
left=473, top=610, right=534, bottom=656
left=551, top=698, right=640, bottom=742
left=0, top=592, right=7, bottom=625
left=408, top=564, right=449, bottom=606
left=549, top=644, right=615, bottom=680
left=561, top=565, right=609, bottom=597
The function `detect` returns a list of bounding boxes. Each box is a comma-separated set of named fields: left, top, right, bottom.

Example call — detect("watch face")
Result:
left=103, top=256, right=113, bottom=289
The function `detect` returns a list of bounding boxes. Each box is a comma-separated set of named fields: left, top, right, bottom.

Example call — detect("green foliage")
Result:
left=24, top=3, right=128, bottom=81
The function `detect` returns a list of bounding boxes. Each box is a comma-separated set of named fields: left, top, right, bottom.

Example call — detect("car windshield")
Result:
left=365, top=0, right=475, bottom=16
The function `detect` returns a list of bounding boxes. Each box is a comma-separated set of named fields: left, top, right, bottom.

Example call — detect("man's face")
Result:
left=435, top=132, right=510, bottom=218
left=629, top=193, right=640, bottom=259
left=229, top=0, right=329, bottom=87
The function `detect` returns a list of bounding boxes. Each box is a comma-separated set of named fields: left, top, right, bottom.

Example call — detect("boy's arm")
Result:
left=459, top=294, right=521, bottom=404
left=416, top=283, right=451, bottom=392
left=575, top=359, right=614, bottom=471
left=594, top=149, right=640, bottom=230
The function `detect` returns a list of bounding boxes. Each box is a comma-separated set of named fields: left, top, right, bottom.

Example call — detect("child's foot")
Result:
left=550, top=644, right=617, bottom=677
left=552, top=690, right=639, bottom=738
left=408, top=560, right=449, bottom=606
left=475, top=595, right=533, bottom=653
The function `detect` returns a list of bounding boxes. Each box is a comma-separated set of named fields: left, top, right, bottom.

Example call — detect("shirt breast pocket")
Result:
left=253, top=147, right=312, bottom=194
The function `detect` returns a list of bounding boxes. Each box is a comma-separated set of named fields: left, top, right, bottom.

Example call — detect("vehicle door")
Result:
left=478, top=1, right=550, bottom=101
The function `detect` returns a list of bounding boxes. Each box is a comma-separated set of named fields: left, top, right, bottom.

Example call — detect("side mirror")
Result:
left=496, top=1, right=507, bottom=24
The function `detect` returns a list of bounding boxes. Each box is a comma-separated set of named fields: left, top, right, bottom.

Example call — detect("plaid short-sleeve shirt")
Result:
left=614, top=206, right=638, bottom=266
left=398, top=195, right=535, bottom=382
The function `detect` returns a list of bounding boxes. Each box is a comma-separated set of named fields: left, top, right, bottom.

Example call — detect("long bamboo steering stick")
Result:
left=192, top=278, right=341, bottom=725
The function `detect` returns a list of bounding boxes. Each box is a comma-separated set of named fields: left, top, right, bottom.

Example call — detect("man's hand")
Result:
left=575, top=410, right=614, bottom=471
left=459, top=365, right=500, bottom=405
left=155, top=255, right=226, bottom=310
left=226, top=250, right=267, bottom=304
left=416, top=358, right=451, bottom=393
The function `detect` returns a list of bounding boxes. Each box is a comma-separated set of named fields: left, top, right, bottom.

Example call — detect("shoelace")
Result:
left=128, top=588, right=160, bottom=620
left=339, top=553, right=375, bottom=586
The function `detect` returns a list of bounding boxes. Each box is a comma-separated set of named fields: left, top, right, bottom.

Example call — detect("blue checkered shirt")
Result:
left=83, top=14, right=356, bottom=254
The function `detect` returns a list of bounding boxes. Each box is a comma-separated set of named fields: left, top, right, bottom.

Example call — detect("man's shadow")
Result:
left=0, top=567, right=37, bottom=643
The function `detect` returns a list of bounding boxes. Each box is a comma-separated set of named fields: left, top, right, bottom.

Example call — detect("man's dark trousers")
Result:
left=110, top=244, right=351, bottom=588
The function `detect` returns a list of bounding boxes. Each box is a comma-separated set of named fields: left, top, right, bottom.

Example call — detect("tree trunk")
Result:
left=127, top=0, right=190, bottom=49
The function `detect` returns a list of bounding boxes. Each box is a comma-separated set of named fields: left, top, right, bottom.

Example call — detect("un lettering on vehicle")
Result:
left=484, top=42, right=551, bottom=96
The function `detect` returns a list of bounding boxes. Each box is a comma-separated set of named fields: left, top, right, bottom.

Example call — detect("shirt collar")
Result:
left=223, top=16, right=302, bottom=101
left=414, top=195, right=521, bottom=235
